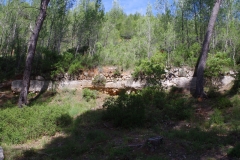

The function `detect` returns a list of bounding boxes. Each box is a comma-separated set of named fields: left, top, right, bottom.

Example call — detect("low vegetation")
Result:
left=1, top=86, right=240, bottom=159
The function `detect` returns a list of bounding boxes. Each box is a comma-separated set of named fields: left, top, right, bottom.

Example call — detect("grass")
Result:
left=1, top=87, right=240, bottom=160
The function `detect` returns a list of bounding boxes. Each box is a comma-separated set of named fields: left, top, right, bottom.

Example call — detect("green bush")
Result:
left=113, top=68, right=121, bottom=77
left=213, top=97, right=232, bottom=109
left=102, top=87, right=192, bottom=127
left=207, top=88, right=222, bottom=98
left=51, top=52, right=74, bottom=77
left=133, top=52, right=165, bottom=85
left=228, top=143, right=240, bottom=158
left=210, top=109, right=224, bottom=125
left=205, top=52, right=232, bottom=79
left=102, top=93, right=145, bottom=128
left=92, top=75, right=106, bottom=87
left=140, top=87, right=167, bottom=109
left=231, top=95, right=240, bottom=108
left=82, top=88, right=98, bottom=102
left=163, top=98, right=193, bottom=120
left=229, top=68, right=240, bottom=95
left=33, top=48, right=61, bottom=75
left=55, top=114, right=73, bottom=127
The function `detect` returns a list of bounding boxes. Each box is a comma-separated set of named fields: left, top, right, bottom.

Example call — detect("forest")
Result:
left=0, top=0, right=240, bottom=159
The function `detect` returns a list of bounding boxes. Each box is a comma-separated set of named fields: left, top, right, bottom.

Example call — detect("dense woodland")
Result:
left=0, top=0, right=240, bottom=82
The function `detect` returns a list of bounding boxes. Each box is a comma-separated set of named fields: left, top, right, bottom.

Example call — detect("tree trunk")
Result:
left=18, top=0, right=50, bottom=107
left=195, top=0, right=222, bottom=98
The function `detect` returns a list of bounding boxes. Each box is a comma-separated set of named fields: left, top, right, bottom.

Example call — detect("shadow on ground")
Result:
left=14, top=104, right=240, bottom=160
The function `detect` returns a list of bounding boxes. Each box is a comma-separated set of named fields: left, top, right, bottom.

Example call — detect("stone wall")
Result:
left=11, top=66, right=236, bottom=93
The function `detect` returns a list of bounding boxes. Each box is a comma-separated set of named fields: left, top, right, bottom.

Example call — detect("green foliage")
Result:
left=213, top=97, right=233, bottom=109
left=187, top=42, right=201, bottom=67
left=133, top=52, right=166, bottom=85
left=205, top=52, right=232, bottom=78
left=0, top=104, right=70, bottom=144
left=92, top=74, right=106, bottom=87
left=102, top=87, right=193, bottom=128
left=231, top=95, right=240, bottom=108
left=68, top=61, right=83, bottom=75
left=113, top=68, right=121, bottom=77
left=51, top=52, right=74, bottom=77
left=207, top=88, right=223, bottom=98
left=55, top=114, right=73, bottom=127
left=140, top=87, right=167, bottom=109
left=210, top=109, right=224, bottom=125
left=51, top=52, right=101, bottom=78
left=229, top=68, right=240, bottom=95
left=86, top=130, right=108, bottom=143
left=0, top=57, right=17, bottom=82
left=82, top=88, right=98, bottom=102
left=102, top=93, right=145, bottom=128
left=228, top=143, right=240, bottom=158
left=163, top=97, right=193, bottom=121
left=109, top=146, right=131, bottom=159
left=33, top=48, right=61, bottom=75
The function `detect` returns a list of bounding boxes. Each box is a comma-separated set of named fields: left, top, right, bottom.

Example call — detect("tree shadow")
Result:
left=12, top=89, right=240, bottom=160
left=28, top=80, right=56, bottom=105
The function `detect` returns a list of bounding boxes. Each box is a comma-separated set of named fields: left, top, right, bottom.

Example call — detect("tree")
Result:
left=18, top=0, right=50, bottom=107
left=195, top=0, right=222, bottom=98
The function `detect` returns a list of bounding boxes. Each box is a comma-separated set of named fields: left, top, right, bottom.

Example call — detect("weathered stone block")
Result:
left=0, top=146, right=4, bottom=160
left=11, top=80, right=53, bottom=92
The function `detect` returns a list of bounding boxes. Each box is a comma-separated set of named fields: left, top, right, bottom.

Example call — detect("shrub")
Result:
left=228, top=143, right=240, bottom=158
left=55, top=114, right=73, bottom=127
left=213, top=97, right=232, bottom=109
left=229, top=69, right=240, bottom=95
left=133, top=52, right=165, bottom=85
left=205, top=52, right=232, bottom=79
left=102, top=93, right=145, bottom=128
left=163, top=98, right=193, bottom=120
left=82, top=88, right=98, bottom=102
left=102, top=87, right=192, bottom=127
left=207, top=88, right=222, bottom=98
left=210, top=109, right=224, bottom=125
left=113, top=68, right=121, bottom=77
left=92, top=75, right=106, bottom=87
left=140, top=87, right=167, bottom=109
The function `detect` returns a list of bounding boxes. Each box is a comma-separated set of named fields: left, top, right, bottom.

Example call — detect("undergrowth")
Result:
left=0, top=89, right=97, bottom=145
left=102, top=87, right=193, bottom=128
left=0, top=104, right=71, bottom=144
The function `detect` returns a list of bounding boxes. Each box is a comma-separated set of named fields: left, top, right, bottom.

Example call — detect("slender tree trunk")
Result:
left=195, top=0, right=222, bottom=98
left=18, top=0, right=50, bottom=107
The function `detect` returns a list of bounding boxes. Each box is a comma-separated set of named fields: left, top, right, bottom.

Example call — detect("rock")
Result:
left=145, top=136, right=163, bottom=151
left=0, top=146, right=4, bottom=160
left=58, top=80, right=92, bottom=89
left=178, top=68, right=187, bottom=77
left=229, top=70, right=235, bottom=75
left=221, top=76, right=235, bottom=86
left=35, top=75, right=45, bottom=81
left=11, top=80, right=54, bottom=92
left=83, top=71, right=88, bottom=77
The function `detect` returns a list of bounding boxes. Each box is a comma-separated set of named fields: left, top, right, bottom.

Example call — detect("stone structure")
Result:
left=11, top=66, right=236, bottom=93
left=0, top=146, right=3, bottom=160
left=11, top=80, right=54, bottom=92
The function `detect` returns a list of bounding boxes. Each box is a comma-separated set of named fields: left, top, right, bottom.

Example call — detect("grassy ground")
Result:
left=0, top=87, right=240, bottom=160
